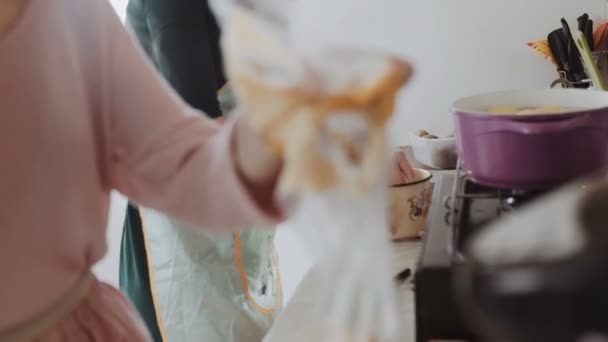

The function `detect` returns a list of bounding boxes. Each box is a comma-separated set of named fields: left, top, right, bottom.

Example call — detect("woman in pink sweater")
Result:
left=0, top=0, right=284, bottom=340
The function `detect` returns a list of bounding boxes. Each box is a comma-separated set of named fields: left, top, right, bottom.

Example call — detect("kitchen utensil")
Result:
left=585, top=19, right=594, bottom=49
left=573, top=29, right=607, bottom=90
left=548, top=30, right=571, bottom=80
left=527, top=40, right=559, bottom=67
left=577, top=13, right=594, bottom=48
left=389, top=168, right=432, bottom=241
left=577, top=13, right=592, bottom=48
left=562, top=18, right=587, bottom=87
left=394, top=268, right=411, bottom=283
left=408, top=132, right=457, bottom=170
left=561, top=18, right=574, bottom=47
left=577, top=13, right=589, bottom=33
left=452, top=88, right=608, bottom=189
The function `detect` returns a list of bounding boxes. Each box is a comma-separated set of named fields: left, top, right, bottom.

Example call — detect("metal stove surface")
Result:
left=414, top=168, right=547, bottom=342
left=415, top=171, right=471, bottom=342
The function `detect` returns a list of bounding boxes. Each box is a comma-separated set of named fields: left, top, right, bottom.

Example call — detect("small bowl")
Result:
left=389, top=168, right=433, bottom=241
left=408, top=132, right=457, bottom=170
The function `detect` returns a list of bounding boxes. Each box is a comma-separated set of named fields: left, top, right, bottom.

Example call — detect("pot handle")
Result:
left=486, top=114, right=597, bottom=135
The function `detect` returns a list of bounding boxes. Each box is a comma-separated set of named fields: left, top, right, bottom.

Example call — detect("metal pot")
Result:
left=453, top=88, right=608, bottom=189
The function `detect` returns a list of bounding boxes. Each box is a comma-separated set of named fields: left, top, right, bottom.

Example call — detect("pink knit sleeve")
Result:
left=99, top=4, right=281, bottom=231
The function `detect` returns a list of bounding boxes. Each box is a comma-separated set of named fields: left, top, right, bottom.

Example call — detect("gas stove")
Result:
left=414, top=164, right=548, bottom=342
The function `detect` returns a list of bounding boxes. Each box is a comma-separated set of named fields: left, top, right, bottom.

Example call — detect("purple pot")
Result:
left=452, top=89, right=608, bottom=189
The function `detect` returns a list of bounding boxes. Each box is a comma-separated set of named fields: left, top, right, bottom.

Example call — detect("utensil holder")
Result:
left=550, top=50, right=608, bottom=89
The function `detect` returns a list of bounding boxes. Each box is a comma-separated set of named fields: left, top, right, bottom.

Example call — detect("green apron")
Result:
left=137, top=209, right=281, bottom=341
left=120, top=204, right=162, bottom=341
left=119, top=89, right=280, bottom=341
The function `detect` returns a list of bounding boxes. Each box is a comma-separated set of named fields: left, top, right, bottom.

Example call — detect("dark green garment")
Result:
left=120, top=1, right=228, bottom=341
left=119, top=205, right=162, bottom=342
left=126, top=0, right=226, bottom=116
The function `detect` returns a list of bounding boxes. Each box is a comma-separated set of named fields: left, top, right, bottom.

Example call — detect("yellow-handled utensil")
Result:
left=573, top=29, right=607, bottom=91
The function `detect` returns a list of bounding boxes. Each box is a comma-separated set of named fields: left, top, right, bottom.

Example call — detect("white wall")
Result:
left=290, top=0, right=607, bottom=144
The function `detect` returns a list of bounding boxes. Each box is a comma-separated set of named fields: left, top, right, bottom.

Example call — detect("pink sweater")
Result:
left=0, top=0, right=279, bottom=330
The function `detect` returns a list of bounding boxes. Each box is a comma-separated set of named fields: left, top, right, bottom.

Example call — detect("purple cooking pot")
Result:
left=453, top=89, right=608, bottom=189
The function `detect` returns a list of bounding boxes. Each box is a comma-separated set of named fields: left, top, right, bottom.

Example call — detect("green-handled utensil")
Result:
left=573, top=29, right=607, bottom=91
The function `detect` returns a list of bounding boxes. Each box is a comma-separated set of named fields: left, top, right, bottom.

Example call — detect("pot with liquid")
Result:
left=452, top=88, right=608, bottom=189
